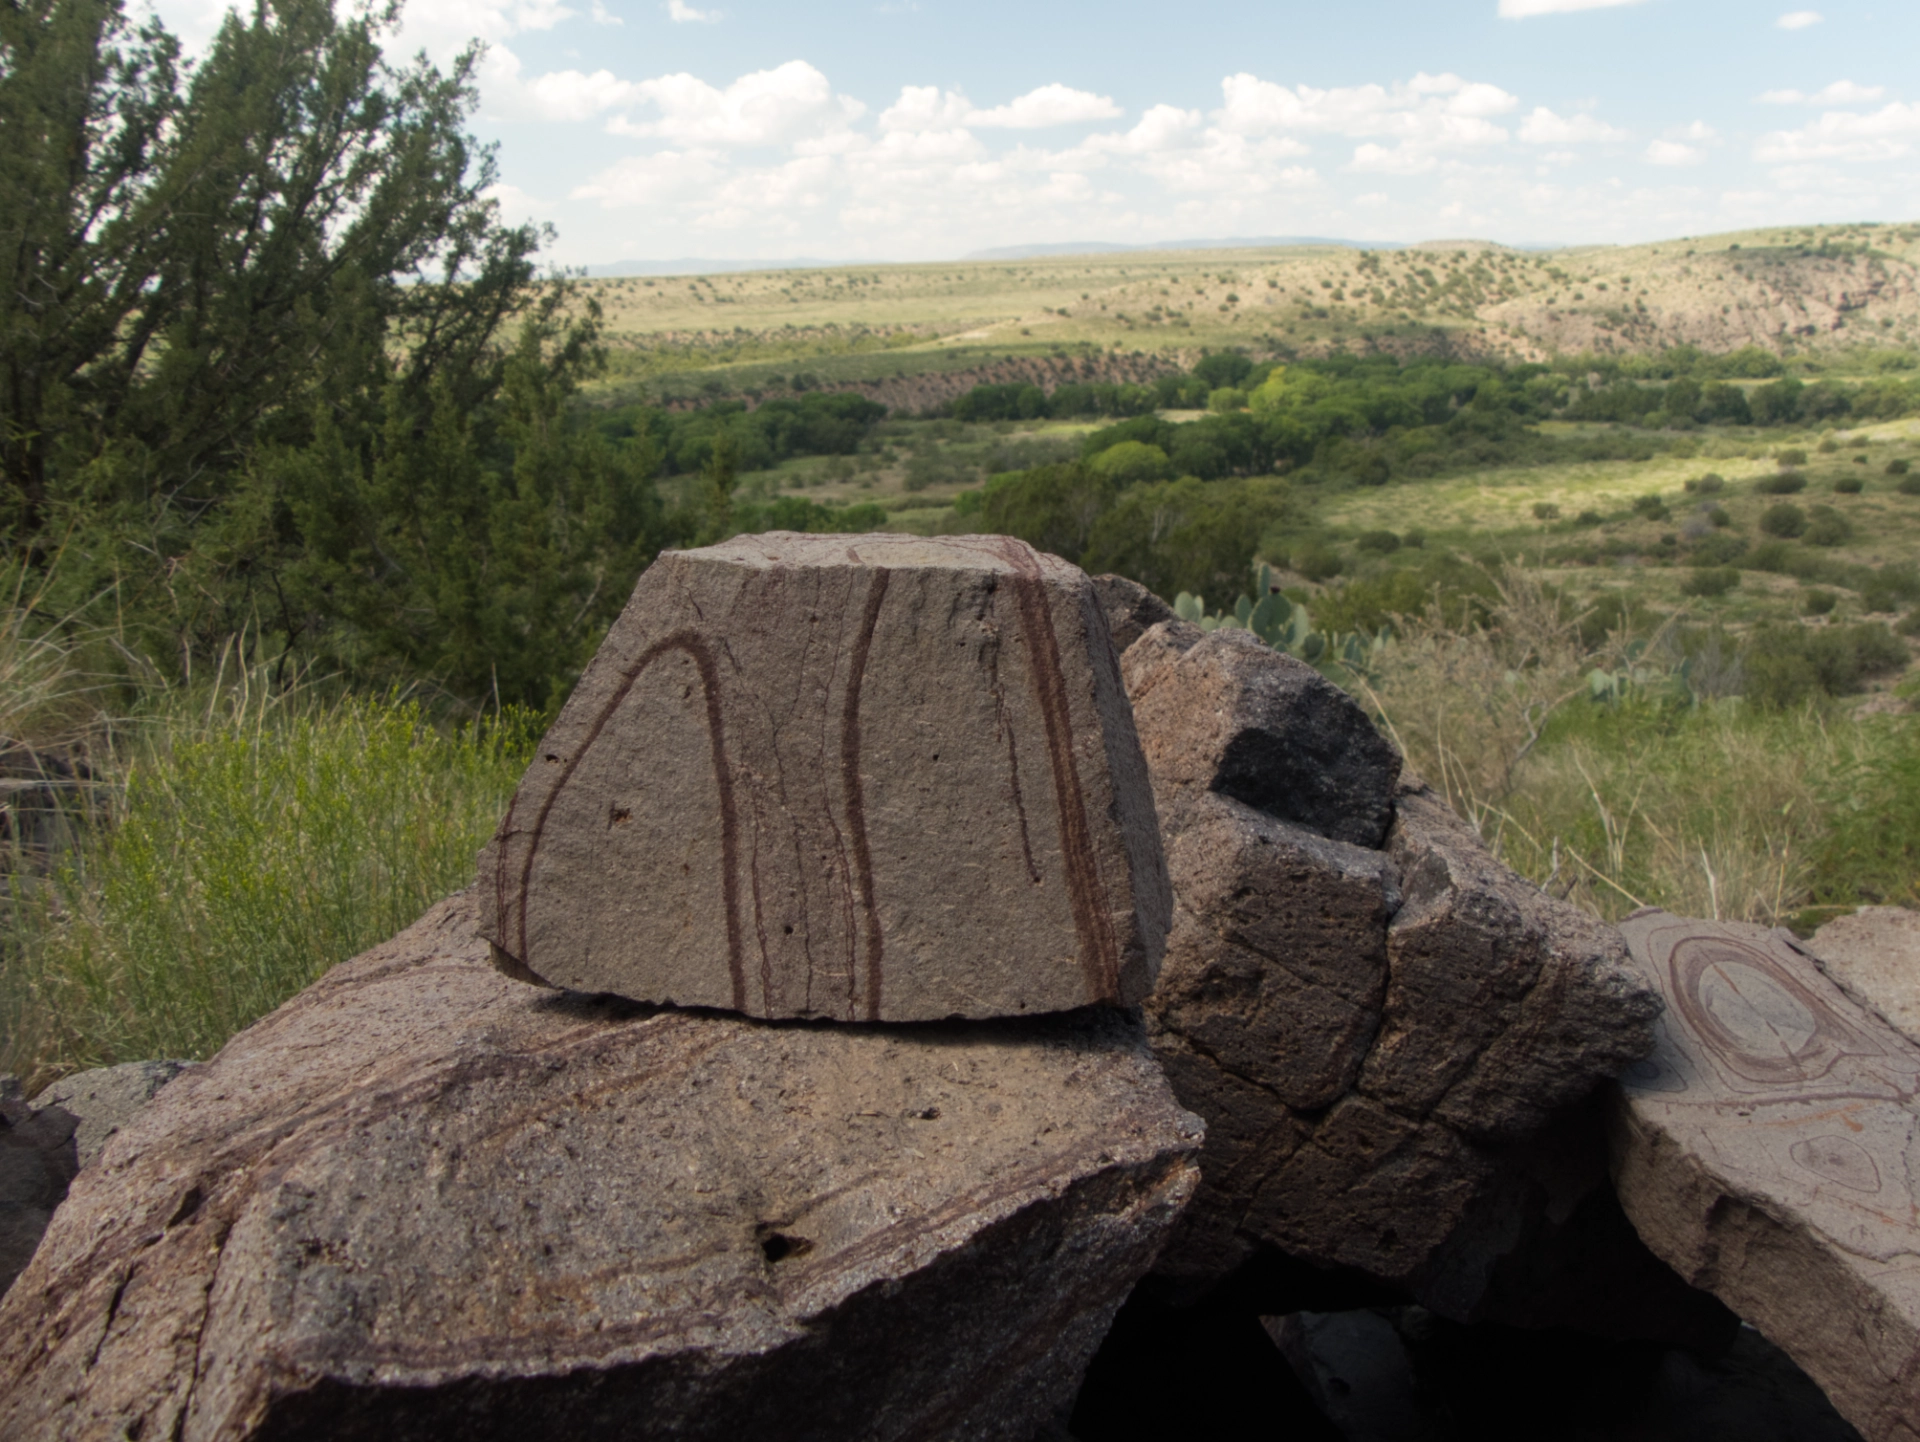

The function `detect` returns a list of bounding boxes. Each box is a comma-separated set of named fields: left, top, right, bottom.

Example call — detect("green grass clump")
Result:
left=1, top=695, right=534, bottom=1090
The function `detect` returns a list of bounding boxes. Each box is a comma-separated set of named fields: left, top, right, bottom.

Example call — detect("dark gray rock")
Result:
left=1122, top=622, right=1665, bottom=1322
left=1125, top=623, right=1402, bottom=849
left=0, top=1075, right=77, bottom=1301
left=32, top=1059, right=191, bottom=1170
left=1090, top=573, right=1175, bottom=654
left=0, top=892, right=1203, bottom=1442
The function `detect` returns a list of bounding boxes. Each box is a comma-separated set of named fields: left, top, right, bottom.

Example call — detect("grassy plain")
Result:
left=577, top=221, right=1920, bottom=399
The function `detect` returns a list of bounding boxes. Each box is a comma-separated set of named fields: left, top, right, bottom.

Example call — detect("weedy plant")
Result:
left=0, top=679, right=534, bottom=1094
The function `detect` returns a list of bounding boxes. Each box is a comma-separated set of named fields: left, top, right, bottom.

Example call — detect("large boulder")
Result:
left=480, top=533, right=1171, bottom=1023
left=0, top=1077, right=77, bottom=1300
left=1123, top=623, right=1663, bottom=1318
left=1125, top=623, right=1402, bottom=849
left=0, top=892, right=1202, bottom=1442
left=1613, top=910, right=1920, bottom=1442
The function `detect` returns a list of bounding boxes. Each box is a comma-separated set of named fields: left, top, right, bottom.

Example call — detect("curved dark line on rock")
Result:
left=504, top=630, right=746, bottom=1012
left=843, top=569, right=891, bottom=1022
left=991, top=538, right=1121, bottom=999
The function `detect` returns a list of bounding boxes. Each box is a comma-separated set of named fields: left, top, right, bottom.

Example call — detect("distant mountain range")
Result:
left=579, top=257, right=846, bottom=277
left=576, top=236, right=1568, bottom=277
left=960, top=237, right=1407, bottom=260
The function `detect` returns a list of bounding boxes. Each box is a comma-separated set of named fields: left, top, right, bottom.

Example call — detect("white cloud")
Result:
left=608, top=62, right=861, bottom=146
left=965, top=85, right=1122, bottom=129
left=1776, top=9, right=1822, bottom=27
left=573, top=148, right=723, bottom=205
left=878, top=86, right=974, bottom=132
left=1517, top=107, right=1628, bottom=143
left=590, top=1, right=622, bottom=21
left=666, top=0, right=720, bottom=20
left=1645, top=139, right=1704, bottom=166
left=1215, top=72, right=1516, bottom=140
left=1759, top=80, right=1888, bottom=105
left=482, top=47, right=642, bottom=121
left=1498, top=0, right=1648, bottom=16
left=1755, top=101, right=1920, bottom=162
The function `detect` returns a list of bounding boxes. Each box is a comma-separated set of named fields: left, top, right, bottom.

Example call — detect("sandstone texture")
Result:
left=1810, top=906, right=1920, bottom=1045
left=0, top=1076, right=78, bottom=1300
left=480, top=532, right=1171, bottom=1022
left=33, top=1058, right=192, bottom=1170
left=1125, top=624, right=1401, bottom=848
left=1123, top=624, right=1661, bottom=1316
left=0, top=892, right=1202, bottom=1442
left=1613, top=910, right=1920, bottom=1442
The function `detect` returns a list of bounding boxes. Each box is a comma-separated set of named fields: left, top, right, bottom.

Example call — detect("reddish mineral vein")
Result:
left=503, top=630, right=748, bottom=1011
left=842, top=568, right=891, bottom=1021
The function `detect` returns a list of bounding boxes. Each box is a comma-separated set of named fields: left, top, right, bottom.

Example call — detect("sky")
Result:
left=147, top=0, right=1920, bottom=266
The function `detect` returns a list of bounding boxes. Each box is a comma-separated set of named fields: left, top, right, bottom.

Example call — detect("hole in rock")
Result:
left=758, top=1230, right=812, bottom=1264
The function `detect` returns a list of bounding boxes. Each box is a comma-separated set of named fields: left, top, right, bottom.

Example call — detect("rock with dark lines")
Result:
left=479, top=532, right=1171, bottom=1022
left=0, top=892, right=1203, bottom=1442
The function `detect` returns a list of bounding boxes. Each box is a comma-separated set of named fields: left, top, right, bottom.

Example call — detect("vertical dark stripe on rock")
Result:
left=843, top=568, right=891, bottom=1021
left=994, top=541, right=1120, bottom=1000
left=506, top=631, right=747, bottom=1012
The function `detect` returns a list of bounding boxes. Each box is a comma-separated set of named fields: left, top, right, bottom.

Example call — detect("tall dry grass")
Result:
left=0, top=594, right=535, bottom=1093
left=1351, top=564, right=1864, bottom=927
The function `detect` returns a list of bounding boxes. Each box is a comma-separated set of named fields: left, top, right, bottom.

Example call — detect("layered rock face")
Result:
left=480, top=534, right=1171, bottom=1022
left=1614, top=911, right=1920, bottom=1442
left=1122, top=614, right=1663, bottom=1315
left=0, top=893, right=1202, bottom=1442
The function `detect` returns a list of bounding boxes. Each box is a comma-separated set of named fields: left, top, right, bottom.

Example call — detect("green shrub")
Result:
left=1206, top=387, right=1249, bottom=413
left=1691, top=532, right=1749, bottom=566
left=1402, top=530, right=1426, bottom=549
left=1293, top=543, right=1345, bottom=582
left=1818, top=438, right=1840, bottom=454
left=1761, top=502, right=1808, bottom=538
left=1890, top=459, right=1912, bottom=476
left=1576, top=509, right=1603, bottom=526
left=1705, top=502, right=1732, bottom=527
left=1355, top=530, right=1402, bottom=554
left=1834, top=475, right=1864, bottom=494
left=1681, top=567, right=1740, bottom=598
left=1757, top=472, right=1808, bottom=495
left=1803, top=589, right=1838, bottom=615
left=1777, top=448, right=1809, bottom=467
left=1804, top=505, right=1853, bottom=547
left=1631, top=493, right=1669, bottom=519
left=1743, top=622, right=1907, bottom=708
left=3, top=697, right=534, bottom=1084
left=1086, top=440, right=1173, bottom=486
left=1685, top=473, right=1726, bottom=494
left=1532, top=501, right=1561, bottom=520
left=1900, top=475, right=1920, bottom=496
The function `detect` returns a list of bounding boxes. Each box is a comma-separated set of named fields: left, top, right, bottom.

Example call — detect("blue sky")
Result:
left=152, top=0, right=1920, bottom=264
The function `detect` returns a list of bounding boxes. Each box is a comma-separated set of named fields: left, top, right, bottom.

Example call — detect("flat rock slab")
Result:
left=1614, top=910, right=1920, bottom=1442
left=480, top=533, right=1170, bottom=1022
left=1810, top=907, right=1920, bottom=1046
left=0, top=893, right=1201, bottom=1442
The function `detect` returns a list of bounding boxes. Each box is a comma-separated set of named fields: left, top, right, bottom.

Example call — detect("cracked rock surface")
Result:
left=480, top=533, right=1170, bottom=1022
left=0, top=892, right=1202, bottom=1442
left=1123, top=622, right=1662, bottom=1316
